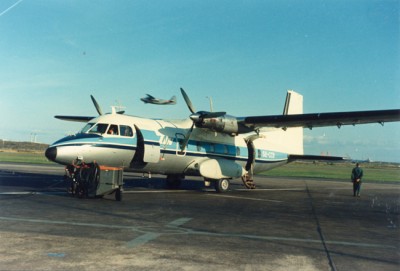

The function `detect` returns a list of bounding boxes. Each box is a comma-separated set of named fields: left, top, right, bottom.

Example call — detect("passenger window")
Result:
left=89, top=123, right=108, bottom=134
left=120, top=125, right=134, bottom=137
left=107, top=125, right=119, bottom=135
left=236, top=147, right=240, bottom=156
left=209, top=143, right=215, bottom=153
left=196, top=141, right=202, bottom=152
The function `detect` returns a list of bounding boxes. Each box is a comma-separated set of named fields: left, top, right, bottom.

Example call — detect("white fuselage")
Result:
left=46, top=113, right=303, bottom=179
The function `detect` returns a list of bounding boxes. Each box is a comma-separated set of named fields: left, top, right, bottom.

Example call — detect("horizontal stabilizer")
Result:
left=288, top=154, right=346, bottom=162
left=55, top=115, right=95, bottom=122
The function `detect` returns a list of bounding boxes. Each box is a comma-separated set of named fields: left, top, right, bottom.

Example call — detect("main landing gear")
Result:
left=214, top=178, right=230, bottom=193
left=204, top=178, right=231, bottom=193
left=206, top=175, right=256, bottom=193
left=160, top=173, right=257, bottom=193
left=166, top=174, right=183, bottom=189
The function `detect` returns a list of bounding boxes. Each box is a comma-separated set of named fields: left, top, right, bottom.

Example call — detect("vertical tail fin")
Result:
left=283, top=90, right=303, bottom=115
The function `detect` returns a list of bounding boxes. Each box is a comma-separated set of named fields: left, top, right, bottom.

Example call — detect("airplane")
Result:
left=45, top=89, right=400, bottom=195
left=140, top=94, right=177, bottom=105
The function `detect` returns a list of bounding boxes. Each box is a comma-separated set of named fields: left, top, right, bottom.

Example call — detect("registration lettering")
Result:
left=262, top=150, right=275, bottom=159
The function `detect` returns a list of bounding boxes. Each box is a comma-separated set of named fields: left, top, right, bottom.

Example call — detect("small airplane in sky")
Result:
left=45, top=88, right=400, bottom=197
left=140, top=94, right=177, bottom=105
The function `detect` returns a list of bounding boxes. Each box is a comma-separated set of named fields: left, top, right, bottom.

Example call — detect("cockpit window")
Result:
left=81, top=123, right=95, bottom=133
left=120, top=125, right=134, bottom=137
left=89, top=123, right=109, bottom=134
left=107, top=125, right=119, bottom=135
left=82, top=123, right=134, bottom=137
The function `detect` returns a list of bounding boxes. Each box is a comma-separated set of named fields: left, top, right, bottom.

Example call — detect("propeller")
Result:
left=91, top=95, right=103, bottom=115
left=180, top=88, right=226, bottom=121
left=55, top=95, right=124, bottom=123
left=179, top=88, right=226, bottom=151
left=181, top=88, right=196, bottom=114
left=91, top=95, right=125, bottom=115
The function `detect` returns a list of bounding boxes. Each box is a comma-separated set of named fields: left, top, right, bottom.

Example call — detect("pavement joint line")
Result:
left=0, top=216, right=395, bottom=249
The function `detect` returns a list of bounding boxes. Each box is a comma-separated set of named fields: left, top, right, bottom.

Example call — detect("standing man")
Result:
left=351, top=163, right=363, bottom=197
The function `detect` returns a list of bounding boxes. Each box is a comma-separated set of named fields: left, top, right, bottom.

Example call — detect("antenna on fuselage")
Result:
left=206, top=96, right=213, bottom=112
left=111, top=104, right=126, bottom=115
left=114, top=100, right=126, bottom=113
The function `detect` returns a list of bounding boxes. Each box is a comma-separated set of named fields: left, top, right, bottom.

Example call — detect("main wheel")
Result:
left=115, top=186, right=123, bottom=201
left=166, top=174, right=183, bottom=189
left=214, top=178, right=230, bottom=193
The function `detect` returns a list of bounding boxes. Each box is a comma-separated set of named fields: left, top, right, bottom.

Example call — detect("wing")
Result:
left=241, top=109, right=400, bottom=130
left=146, top=94, right=156, bottom=100
left=55, top=115, right=95, bottom=122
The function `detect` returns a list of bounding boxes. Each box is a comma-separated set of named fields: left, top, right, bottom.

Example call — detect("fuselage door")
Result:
left=142, top=130, right=161, bottom=163
left=175, top=133, right=186, bottom=156
left=133, top=125, right=161, bottom=163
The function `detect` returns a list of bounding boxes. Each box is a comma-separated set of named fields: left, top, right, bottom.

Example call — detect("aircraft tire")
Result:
left=115, top=186, right=123, bottom=201
left=215, top=178, right=230, bottom=193
left=166, top=174, right=183, bottom=189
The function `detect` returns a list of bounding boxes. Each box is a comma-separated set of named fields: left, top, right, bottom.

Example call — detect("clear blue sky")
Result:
left=0, top=0, right=399, bottom=162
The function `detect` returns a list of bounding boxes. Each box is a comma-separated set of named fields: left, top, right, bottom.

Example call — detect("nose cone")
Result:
left=45, top=147, right=57, bottom=162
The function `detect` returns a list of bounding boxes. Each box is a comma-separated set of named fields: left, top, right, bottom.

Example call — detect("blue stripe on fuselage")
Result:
left=50, top=133, right=288, bottom=164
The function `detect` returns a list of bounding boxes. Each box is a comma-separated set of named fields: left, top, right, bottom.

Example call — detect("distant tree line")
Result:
left=0, top=140, right=48, bottom=152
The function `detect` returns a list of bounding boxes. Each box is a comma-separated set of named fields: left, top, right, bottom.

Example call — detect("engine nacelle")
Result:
left=196, top=115, right=251, bottom=135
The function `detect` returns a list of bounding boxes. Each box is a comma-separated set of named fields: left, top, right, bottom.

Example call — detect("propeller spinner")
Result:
left=180, top=88, right=226, bottom=123
left=179, top=88, right=226, bottom=151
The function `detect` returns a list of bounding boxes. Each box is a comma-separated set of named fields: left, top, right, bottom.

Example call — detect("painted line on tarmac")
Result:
left=126, top=232, right=162, bottom=248
left=127, top=217, right=192, bottom=248
left=206, top=194, right=283, bottom=203
left=0, top=191, right=65, bottom=195
left=123, top=190, right=190, bottom=193
left=0, top=216, right=394, bottom=249
left=166, top=217, right=193, bottom=227
left=236, top=188, right=305, bottom=191
left=0, top=216, right=138, bottom=230
left=0, top=190, right=191, bottom=195
left=189, top=230, right=397, bottom=249
left=0, top=192, right=36, bottom=195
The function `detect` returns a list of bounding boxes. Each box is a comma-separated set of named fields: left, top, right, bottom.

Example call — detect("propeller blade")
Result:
left=90, top=95, right=103, bottom=115
left=180, top=88, right=196, bottom=114
left=180, top=122, right=195, bottom=152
